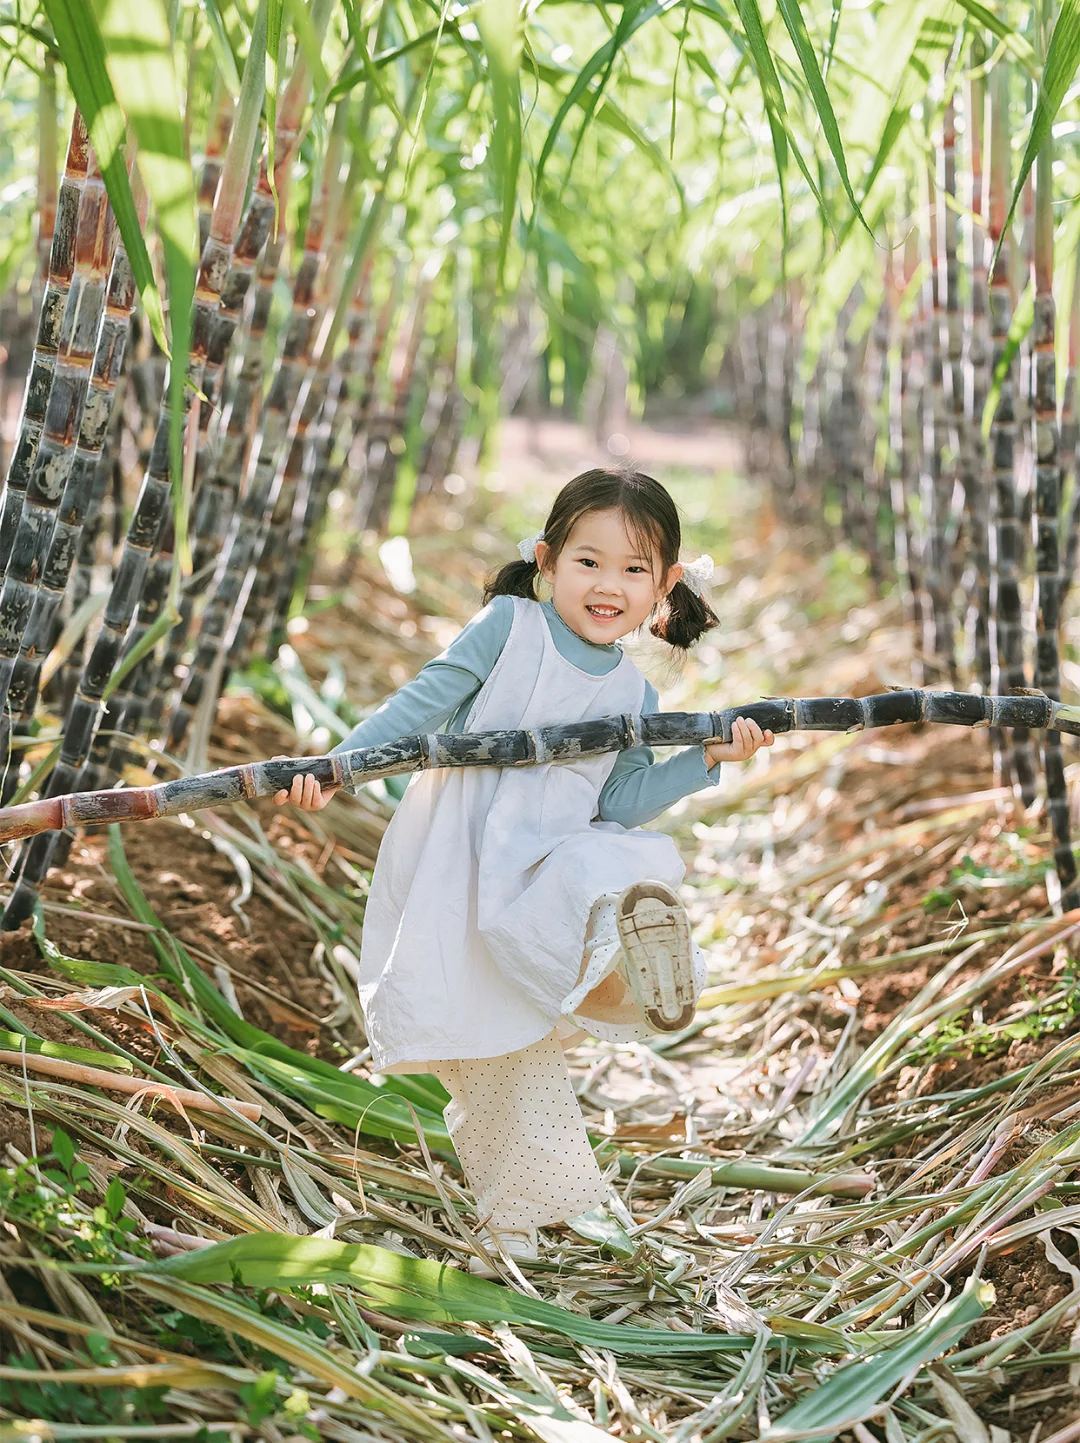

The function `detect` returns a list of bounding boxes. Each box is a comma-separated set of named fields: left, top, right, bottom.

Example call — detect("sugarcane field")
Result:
left=11, top=1, right=1080, bottom=1440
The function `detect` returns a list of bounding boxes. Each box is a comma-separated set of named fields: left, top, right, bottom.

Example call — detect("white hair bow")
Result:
left=517, top=532, right=544, bottom=564
left=680, top=554, right=714, bottom=597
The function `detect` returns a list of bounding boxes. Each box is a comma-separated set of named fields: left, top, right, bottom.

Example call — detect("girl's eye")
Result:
left=578, top=559, right=648, bottom=574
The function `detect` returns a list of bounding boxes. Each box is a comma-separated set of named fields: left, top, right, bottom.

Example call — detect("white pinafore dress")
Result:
left=357, top=595, right=688, bottom=1075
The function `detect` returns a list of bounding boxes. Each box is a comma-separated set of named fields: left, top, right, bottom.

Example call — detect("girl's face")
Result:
left=535, top=508, right=682, bottom=645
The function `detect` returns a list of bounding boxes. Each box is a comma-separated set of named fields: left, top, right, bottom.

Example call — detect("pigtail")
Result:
left=649, top=579, right=720, bottom=651
left=482, top=557, right=541, bottom=606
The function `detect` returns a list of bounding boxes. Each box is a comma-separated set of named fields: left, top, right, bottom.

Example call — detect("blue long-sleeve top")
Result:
left=330, top=594, right=722, bottom=829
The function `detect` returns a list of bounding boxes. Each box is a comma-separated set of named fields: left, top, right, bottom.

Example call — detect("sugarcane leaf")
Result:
left=477, top=0, right=523, bottom=277
left=991, top=0, right=1080, bottom=278
left=106, top=825, right=453, bottom=1148
left=0, top=1028, right=134, bottom=1072
left=148, top=1233, right=768, bottom=1355
left=91, top=0, right=197, bottom=590
left=773, top=0, right=870, bottom=234
left=7, top=738, right=60, bottom=806
left=533, top=0, right=678, bottom=201
left=102, top=598, right=182, bottom=700
left=135, top=1274, right=446, bottom=1430
left=982, top=280, right=1035, bottom=437
left=563, top=1206, right=637, bottom=1258
left=952, top=0, right=1038, bottom=75
left=858, top=14, right=957, bottom=197
left=265, top=0, right=283, bottom=217
left=726, top=0, right=826, bottom=220
left=235, top=1047, right=454, bottom=1148
left=823, top=0, right=841, bottom=77
left=199, top=0, right=241, bottom=96
left=281, top=0, right=330, bottom=96
left=759, top=1278, right=995, bottom=1442
left=39, top=0, right=168, bottom=353
left=529, top=58, right=683, bottom=199
left=32, top=904, right=169, bottom=998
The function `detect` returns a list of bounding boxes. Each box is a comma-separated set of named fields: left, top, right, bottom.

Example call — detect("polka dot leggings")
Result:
left=432, top=891, right=707, bottom=1230
left=433, top=1031, right=609, bottom=1230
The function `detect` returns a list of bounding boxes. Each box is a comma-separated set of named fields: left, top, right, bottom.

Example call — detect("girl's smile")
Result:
left=534, top=507, right=682, bottom=645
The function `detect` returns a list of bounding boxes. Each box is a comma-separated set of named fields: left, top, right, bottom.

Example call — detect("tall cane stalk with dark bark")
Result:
left=0, top=12, right=270, bottom=930
left=0, top=145, right=121, bottom=804
left=987, top=63, right=1037, bottom=803
left=1031, top=0, right=1077, bottom=909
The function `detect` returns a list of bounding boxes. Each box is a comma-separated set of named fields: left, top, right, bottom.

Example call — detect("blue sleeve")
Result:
left=597, top=680, right=721, bottom=828
left=330, top=596, right=512, bottom=779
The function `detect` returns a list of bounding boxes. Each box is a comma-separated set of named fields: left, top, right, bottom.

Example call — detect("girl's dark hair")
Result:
left=482, top=466, right=719, bottom=651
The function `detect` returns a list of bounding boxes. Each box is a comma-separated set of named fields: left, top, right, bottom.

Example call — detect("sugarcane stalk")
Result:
left=198, top=81, right=233, bottom=254
left=336, top=260, right=407, bottom=586
left=1061, top=240, right=1080, bottom=607
left=154, top=236, right=277, bottom=758
left=0, top=111, right=90, bottom=583
left=58, top=421, right=118, bottom=720
left=363, top=276, right=435, bottom=543
left=0, top=146, right=123, bottom=722
left=222, top=106, right=351, bottom=673
left=862, top=298, right=889, bottom=586
left=923, top=142, right=956, bottom=679
left=965, top=41, right=993, bottom=698
left=885, top=244, right=917, bottom=644
left=1031, top=0, right=1077, bottom=910
left=260, top=258, right=379, bottom=650
left=988, top=63, right=1038, bottom=803
left=34, top=55, right=58, bottom=307
left=0, top=14, right=272, bottom=930
left=271, top=104, right=416, bottom=633
left=4, top=691, right=1080, bottom=845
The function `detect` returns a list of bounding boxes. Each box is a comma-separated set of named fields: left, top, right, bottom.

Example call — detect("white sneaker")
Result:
left=615, top=880, right=697, bottom=1033
left=467, top=1227, right=539, bottom=1277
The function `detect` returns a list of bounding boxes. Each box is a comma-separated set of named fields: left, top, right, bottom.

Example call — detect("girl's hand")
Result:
left=703, top=716, right=774, bottom=770
left=270, top=754, right=342, bottom=810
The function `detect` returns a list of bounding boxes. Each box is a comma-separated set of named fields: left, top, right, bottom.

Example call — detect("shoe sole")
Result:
left=615, top=881, right=697, bottom=1033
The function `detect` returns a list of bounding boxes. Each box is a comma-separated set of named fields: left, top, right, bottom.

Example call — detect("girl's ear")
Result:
left=662, top=562, right=683, bottom=597
left=535, top=540, right=551, bottom=576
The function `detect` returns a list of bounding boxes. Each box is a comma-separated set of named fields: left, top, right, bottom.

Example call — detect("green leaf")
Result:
left=281, top=0, right=330, bottom=97
left=991, top=0, right=1080, bottom=278
left=728, top=0, right=827, bottom=217
left=773, top=0, right=869, bottom=233
left=0, top=1028, right=134, bottom=1072
left=39, top=0, right=168, bottom=352
left=953, top=0, right=1038, bottom=75
left=106, top=825, right=451, bottom=1149
left=199, top=0, right=241, bottom=97
left=91, top=0, right=197, bottom=592
left=105, top=1176, right=127, bottom=1220
left=982, top=280, right=1035, bottom=437
left=32, top=903, right=169, bottom=996
left=149, top=1234, right=774, bottom=1356
left=265, top=0, right=283, bottom=216
left=564, top=1206, right=637, bottom=1258
left=760, top=1277, right=994, bottom=1441
left=533, top=0, right=678, bottom=202
left=477, top=0, right=524, bottom=277
left=52, top=1126, right=75, bottom=1173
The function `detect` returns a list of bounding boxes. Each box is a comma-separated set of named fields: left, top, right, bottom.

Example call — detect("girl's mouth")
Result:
left=586, top=605, right=623, bottom=622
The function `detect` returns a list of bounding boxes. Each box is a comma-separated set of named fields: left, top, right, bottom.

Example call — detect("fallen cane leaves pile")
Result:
left=0, top=444, right=1078, bottom=1441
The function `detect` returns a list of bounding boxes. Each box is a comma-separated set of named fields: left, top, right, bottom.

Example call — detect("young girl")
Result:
left=274, top=467, right=772, bottom=1273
